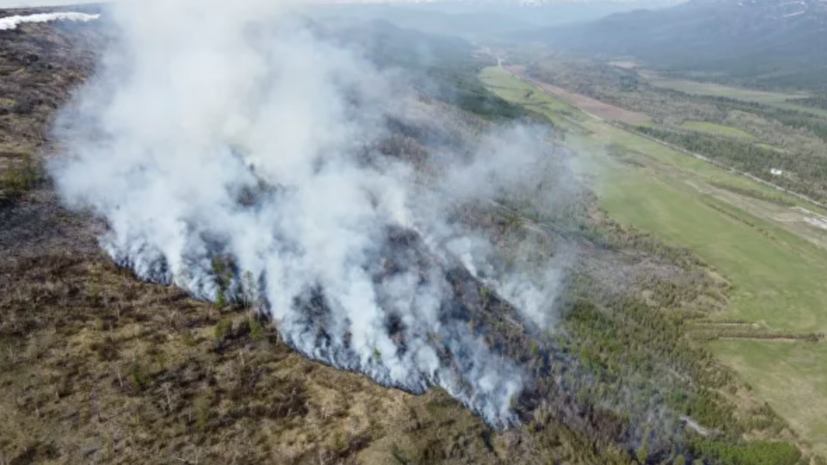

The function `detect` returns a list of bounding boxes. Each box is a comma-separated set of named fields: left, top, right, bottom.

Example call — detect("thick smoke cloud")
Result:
left=51, top=0, right=569, bottom=427
left=0, top=12, right=99, bottom=30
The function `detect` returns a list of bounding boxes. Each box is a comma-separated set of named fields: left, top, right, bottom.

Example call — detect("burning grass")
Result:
left=0, top=247, right=495, bottom=463
left=0, top=188, right=785, bottom=465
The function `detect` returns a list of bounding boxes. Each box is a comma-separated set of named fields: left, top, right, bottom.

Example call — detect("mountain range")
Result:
left=530, top=0, right=827, bottom=90
left=312, top=0, right=683, bottom=38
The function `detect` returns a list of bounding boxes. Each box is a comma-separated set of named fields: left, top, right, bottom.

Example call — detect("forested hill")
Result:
left=526, top=0, right=827, bottom=91
left=330, top=18, right=529, bottom=120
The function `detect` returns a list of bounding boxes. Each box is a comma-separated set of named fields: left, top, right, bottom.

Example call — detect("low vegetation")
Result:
left=482, top=64, right=827, bottom=459
left=2, top=185, right=807, bottom=464
left=633, top=124, right=827, bottom=202
left=788, top=96, right=827, bottom=112
left=524, top=58, right=827, bottom=204
left=0, top=153, right=41, bottom=203
left=707, top=182, right=794, bottom=208
left=682, top=122, right=753, bottom=140
left=1, top=11, right=823, bottom=465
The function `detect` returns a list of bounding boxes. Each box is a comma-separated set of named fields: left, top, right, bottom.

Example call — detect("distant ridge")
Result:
left=528, top=0, right=827, bottom=91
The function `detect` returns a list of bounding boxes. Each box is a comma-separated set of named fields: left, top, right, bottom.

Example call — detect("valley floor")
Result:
left=480, top=66, right=827, bottom=456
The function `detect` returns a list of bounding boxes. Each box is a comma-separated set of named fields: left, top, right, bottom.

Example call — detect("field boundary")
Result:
left=616, top=123, right=827, bottom=211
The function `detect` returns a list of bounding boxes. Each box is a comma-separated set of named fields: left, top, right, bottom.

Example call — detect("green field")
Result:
left=598, top=158, right=827, bottom=335
left=479, top=67, right=586, bottom=129
left=639, top=71, right=805, bottom=103
left=639, top=71, right=827, bottom=120
left=482, top=66, right=827, bottom=456
left=711, top=340, right=827, bottom=450
left=682, top=121, right=754, bottom=139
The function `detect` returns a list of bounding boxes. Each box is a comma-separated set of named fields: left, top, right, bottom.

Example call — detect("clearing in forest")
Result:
left=638, top=71, right=805, bottom=104
left=681, top=121, right=754, bottom=139
left=638, top=71, right=827, bottom=120
left=500, top=66, right=650, bottom=124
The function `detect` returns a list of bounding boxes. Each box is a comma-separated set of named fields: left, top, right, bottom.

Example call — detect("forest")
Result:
left=527, top=59, right=827, bottom=203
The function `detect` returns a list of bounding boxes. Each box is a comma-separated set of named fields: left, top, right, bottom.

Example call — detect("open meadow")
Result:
left=638, top=70, right=827, bottom=120
left=637, top=71, right=805, bottom=104
left=482, top=65, right=827, bottom=456
left=682, top=121, right=754, bottom=139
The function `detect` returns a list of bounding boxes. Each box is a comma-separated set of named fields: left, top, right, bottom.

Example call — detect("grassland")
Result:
left=638, top=71, right=804, bottom=104
left=711, top=340, right=827, bottom=452
left=0, top=250, right=529, bottom=464
left=639, top=70, right=827, bottom=120
left=682, top=121, right=754, bottom=139
left=479, top=66, right=586, bottom=129
left=481, top=66, right=827, bottom=456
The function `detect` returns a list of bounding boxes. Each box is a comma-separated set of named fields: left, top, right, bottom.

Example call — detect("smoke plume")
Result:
left=0, top=12, right=99, bottom=30
left=50, top=0, right=571, bottom=427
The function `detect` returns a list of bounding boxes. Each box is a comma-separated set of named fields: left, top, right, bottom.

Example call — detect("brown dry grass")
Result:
left=1, top=214, right=635, bottom=464
left=503, top=67, right=649, bottom=124
left=0, top=21, right=623, bottom=464
left=0, top=246, right=501, bottom=464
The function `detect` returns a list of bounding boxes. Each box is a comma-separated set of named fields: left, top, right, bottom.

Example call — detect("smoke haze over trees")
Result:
left=49, top=0, right=573, bottom=427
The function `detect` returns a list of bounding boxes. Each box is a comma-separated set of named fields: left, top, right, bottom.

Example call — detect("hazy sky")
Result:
left=0, top=0, right=100, bottom=7
left=0, top=0, right=656, bottom=8
left=0, top=0, right=673, bottom=12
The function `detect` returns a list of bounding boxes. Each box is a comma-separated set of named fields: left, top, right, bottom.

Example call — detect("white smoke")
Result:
left=50, top=0, right=569, bottom=427
left=0, top=12, right=100, bottom=30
